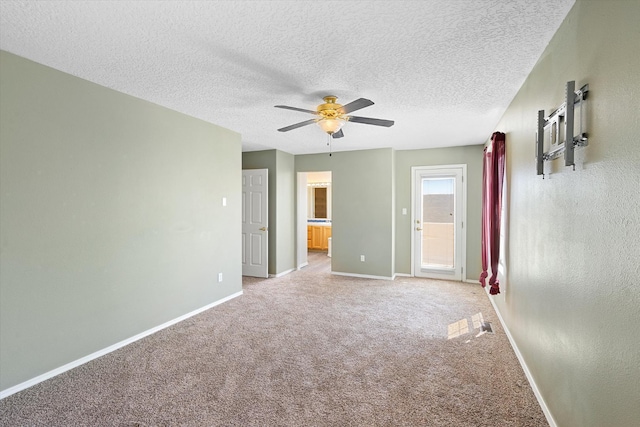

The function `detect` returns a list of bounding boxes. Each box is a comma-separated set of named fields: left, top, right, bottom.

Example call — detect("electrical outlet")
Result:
left=222, top=197, right=227, bottom=206
left=218, top=273, right=223, bottom=282
left=360, top=255, right=365, bottom=262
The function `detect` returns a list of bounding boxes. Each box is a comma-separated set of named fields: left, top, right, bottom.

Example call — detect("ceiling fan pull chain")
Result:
left=327, top=133, right=332, bottom=156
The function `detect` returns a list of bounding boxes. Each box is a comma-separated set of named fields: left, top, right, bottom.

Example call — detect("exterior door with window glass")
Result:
left=412, top=166, right=465, bottom=281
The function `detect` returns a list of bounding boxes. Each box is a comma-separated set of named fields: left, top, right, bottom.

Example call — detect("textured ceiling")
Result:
left=0, top=0, right=575, bottom=155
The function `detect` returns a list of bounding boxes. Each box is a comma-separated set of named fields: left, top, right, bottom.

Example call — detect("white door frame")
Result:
left=411, top=164, right=467, bottom=281
left=296, top=172, right=308, bottom=270
left=296, top=171, right=332, bottom=271
left=242, top=169, right=268, bottom=278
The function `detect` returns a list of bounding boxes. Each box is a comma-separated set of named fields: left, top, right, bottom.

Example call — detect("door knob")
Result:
left=416, top=227, right=422, bottom=231
left=260, top=227, right=268, bottom=231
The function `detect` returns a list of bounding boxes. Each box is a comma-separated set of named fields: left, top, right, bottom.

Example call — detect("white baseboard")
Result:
left=270, top=268, right=295, bottom=278
left=484, top=290, right=557, bottom=427
left=0, top=290, right=243, bottom=400
left=331, top=271, right=395, bottom=280
left=394, top=273, right=412, bottom=278
left=297, top=262, right=309, bottom=270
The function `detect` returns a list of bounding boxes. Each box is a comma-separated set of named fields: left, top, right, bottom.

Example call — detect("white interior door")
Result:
left=412, top=165, right=466, bottom=281
left=242, top=169, right=268, bottom=278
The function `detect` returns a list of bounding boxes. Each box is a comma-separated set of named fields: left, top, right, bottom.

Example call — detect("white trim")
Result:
left=411, top=164, right=467, bottom=281
left=270, top=268, right=295, bottom=278
left=297, top=262, right=309, bottom=270
left=331, top=271, right=395, bottom=280
left=410, top=167, right=416, bottom=276
left=394, top=273, right=412, bottom=277
left=296, top=172, right=309, bottom=271
left=0, top=291, right=243, bottom=400
left=464, top=279, right=478, bottom=284
left=484, top=291, right=557, bottom=427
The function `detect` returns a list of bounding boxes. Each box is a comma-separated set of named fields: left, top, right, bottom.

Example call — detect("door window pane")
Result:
left=422, top=177, right=455, bottom=268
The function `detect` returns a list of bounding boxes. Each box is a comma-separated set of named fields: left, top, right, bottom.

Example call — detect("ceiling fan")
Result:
left=275, top=96, right=394, bottom=139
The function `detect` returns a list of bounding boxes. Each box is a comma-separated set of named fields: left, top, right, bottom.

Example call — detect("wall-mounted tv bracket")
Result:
left=536, top=81, right=589, bottom=177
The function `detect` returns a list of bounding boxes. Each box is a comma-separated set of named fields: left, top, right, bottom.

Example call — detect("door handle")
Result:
left=416, top=227, right=422, bottom=231
left=259, top=227, right=268, bottom=231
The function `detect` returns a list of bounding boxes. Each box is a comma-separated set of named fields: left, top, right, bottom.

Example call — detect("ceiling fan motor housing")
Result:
left=317, top=96, right=345, bottom=120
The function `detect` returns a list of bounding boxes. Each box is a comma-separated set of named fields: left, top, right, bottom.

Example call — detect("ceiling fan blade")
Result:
left=332, top=129, right=344, bottom=139
left=277, top=118, right=317, bottom=132
left=339, top=98, right=374, bottom=114
left=274, top=105, right=318, bottom=115
left=347, top=115, right=395, bottom=127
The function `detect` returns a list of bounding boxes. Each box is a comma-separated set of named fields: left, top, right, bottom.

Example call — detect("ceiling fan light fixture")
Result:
left=317, top=118, right=345, bottom=135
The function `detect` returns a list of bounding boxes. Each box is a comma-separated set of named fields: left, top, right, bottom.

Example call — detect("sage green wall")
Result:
left=242, top=149, right=296, bottom=275
left=395, top=145, right=484, bottom=278
left=296, top=148, right=395, bottom=278
left=0, top=51, right=242, bottom=391
left=491, top=1, right=640, bottom=426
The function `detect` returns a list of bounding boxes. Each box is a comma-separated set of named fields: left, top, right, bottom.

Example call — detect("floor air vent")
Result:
left=481, top=321, right=494, bottom=333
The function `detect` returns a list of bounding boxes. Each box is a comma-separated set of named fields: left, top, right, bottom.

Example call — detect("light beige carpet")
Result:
left=0, top=253, right=547, bottom=426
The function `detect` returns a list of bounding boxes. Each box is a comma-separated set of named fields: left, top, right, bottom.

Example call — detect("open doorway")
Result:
left=296, top=171, right=332, bottom=272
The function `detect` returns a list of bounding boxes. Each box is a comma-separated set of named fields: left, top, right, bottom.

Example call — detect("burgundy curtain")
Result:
left=479, top=132, right=506, bottom=295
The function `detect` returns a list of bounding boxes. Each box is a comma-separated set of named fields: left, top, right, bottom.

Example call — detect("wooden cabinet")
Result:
left=307, top=225, right=331, bottom=250
left=322, top=227, right=332, bottom=250
left=310, top=226, right=321, bottom=249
